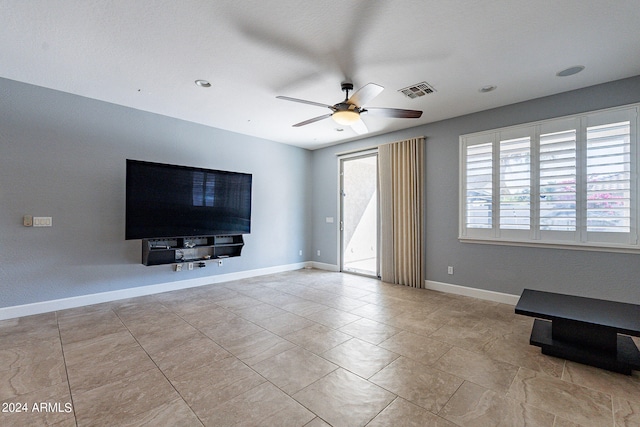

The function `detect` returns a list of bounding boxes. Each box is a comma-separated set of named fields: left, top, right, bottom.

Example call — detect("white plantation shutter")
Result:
left=460, top=104, right=639, bottom=252
left=465, top=141, right=493, bottom=230
left=586, top=121, right=631, bottom=233
left=499, top=136, right=531, bottom=231
left=539, top=129, right=577, bottom=232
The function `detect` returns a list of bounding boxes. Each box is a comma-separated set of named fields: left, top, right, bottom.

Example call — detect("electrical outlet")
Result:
left=299, top=250, right=303, bottom=256
left=188, top=263, right=194, bottom=270
left=317, top=250, right=321, bottom=256
left=447, top=266, right=454, bottom=275
left=174, top=264, right=182, bottom=272
left=23, top=215, right=33, bottom=227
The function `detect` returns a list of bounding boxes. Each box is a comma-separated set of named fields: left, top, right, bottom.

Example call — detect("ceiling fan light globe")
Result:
left=332, top=110, right=360, bottom=125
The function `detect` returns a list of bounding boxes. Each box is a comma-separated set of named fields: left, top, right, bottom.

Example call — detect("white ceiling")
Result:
left=2, top=0, right=640, bottom=150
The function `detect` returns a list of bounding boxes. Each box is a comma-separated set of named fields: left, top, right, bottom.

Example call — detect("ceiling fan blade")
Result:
left=276, top=96, right=333, bottom=109
left=364, top=107, right=423, bottom=118
left=292, top=114, right=333, bottom=127
left=350, top=119, right=368, bottom=135
left=348, top=83, right=384, bottom=106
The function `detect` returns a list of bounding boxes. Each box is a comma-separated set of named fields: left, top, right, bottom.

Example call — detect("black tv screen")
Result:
left=126, top=160, right=252, bottom=240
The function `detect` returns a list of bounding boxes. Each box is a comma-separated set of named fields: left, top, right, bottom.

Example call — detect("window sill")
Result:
left=458, top=237, right=640, bottom=255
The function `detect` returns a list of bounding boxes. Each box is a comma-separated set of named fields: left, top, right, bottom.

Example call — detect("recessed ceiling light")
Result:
left=195, top=79, right=211, bottom=87
left=479, top=85, right=497, bottom=93
left=556, top=66, right=585, bottom=77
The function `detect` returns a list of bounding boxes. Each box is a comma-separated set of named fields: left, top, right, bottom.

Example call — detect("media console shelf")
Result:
left=141, top=235, right=244, bottom=266
left=515, top=289, right=640, bottom=375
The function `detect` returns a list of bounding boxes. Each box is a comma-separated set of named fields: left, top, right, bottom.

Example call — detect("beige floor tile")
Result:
left=0, top=382, right=75, bottom=427
left=321, top=338, right=399, bottom=379
left=304, top=307, right=361, bottom=329
left=170, top=356, right=266, bottom=419
left=64, top=330, right=156, bottom=394
left=148, top=333, right=232, bottom=380
left=156, top=294, right=220, bottom=317
left=253, top=312, right=316, bottom=336
left=252, top=346, right=337, bottom=395
left=232, top=302, right=288, bottom=322
left=379, top=330, right=451, bottom=365
left=72, top=368, right=181, bottom=427
left=0, top=313, right=59, bottom=350
left=367, top=397, right=458, bottom=426
left=180, top=305, right=236, bottom=329
left=614, top=396, right=640, bottom=427
left=480, top=331, right=565, bottom=378
left=119, top=310, right=189, bottom=337
left=552, top=417, right=589, bottom=427
left=293, top=368, right=395, bottom=427
left=215, top=295, right=262, bottom=311
left=280, top=299, right=329, bottom=317
left=370, top=356, right=463, bottom=413
left=203, top=382, right=315, bottom=427
left=284, top=323, right=351, bottom=355
left=349, top=303, right=404, bottom=323
left=0, top=357, right=67, bottom=400
left=3, top=269, right=638, bottom=426
left=439, top=380, right=555, bottom=427
left=0, top=337, right=63, bottom=371
left=383, top=310, right=448, bottom=336
left=219, top=329, right=296, bottom=366
left=429, top=319, right=500, bottom=352
left=320, top=295, right=368, bottom=312
left=506, top=367, right=613, bottom=427
left=562, top=360, right=640, bottom=402
left=133, top=320, right=202, bottom=355
left=338, top=317, right=400, bottom=345
left=433, top=346, right=519, bottom=394
left=58, top=309, right=127, bottom=345
left=197, top=314, right=264, bottom=342
left=304, top=417, right=332, bottom=427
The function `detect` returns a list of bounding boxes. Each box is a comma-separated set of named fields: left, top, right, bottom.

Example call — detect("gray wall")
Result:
left=0, top=78, right=312, bottom=308
left=311, top=75, right=640, bottom=303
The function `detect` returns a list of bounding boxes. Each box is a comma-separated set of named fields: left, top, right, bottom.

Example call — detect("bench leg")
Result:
left=529, top=319, right=640, bottom=375
left=551, top=318, right=618, bottom=354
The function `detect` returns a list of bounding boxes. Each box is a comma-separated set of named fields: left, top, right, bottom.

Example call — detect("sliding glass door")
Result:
left=340, top=152, right=379, bottom=277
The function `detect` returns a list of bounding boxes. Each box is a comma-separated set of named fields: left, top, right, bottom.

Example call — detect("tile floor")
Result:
left=1, top=269, right=638, bottom=426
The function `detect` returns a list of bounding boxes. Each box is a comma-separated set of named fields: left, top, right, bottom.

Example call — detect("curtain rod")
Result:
left=335, top=135, right=426, bottom=157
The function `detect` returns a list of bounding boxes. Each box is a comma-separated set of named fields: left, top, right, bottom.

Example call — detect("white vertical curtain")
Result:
left=378, top=137, right=425, bottom=288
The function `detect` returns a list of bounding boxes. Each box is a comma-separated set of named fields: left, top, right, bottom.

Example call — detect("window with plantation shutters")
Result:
left=460, top=104, right=639, bottom=252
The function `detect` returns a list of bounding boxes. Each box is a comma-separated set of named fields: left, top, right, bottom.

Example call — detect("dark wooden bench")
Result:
left=515, top=289, right=640, bottom=375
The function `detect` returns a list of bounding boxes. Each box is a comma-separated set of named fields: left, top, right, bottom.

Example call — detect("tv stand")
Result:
left=141, top=235, right=244, bottom=266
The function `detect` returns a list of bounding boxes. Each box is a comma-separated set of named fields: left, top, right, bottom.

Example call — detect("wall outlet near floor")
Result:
left=299, top=250, right=303, bottom=256
left=174, top=264, right=182, bottom=272
left=447, top=266, right=454, bottom=275
left=317, top=250, right=321, bottom=256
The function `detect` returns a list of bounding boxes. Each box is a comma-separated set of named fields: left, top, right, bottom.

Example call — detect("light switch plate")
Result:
left=33, top=217, right=52, bottom=227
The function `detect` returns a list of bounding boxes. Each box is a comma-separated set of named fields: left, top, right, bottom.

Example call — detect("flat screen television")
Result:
left=126, top=159, right=252, bottom=240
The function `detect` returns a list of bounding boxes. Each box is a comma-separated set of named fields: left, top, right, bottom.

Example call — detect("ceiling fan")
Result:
left=276, top=82, right=423, bottom=134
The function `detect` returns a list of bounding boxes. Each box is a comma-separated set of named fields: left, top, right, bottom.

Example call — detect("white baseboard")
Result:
left=310, top=262, right=340, bottom=272
left=425, top=280, right=520, bottom=305
left=0, top=262, right=309, bottom=321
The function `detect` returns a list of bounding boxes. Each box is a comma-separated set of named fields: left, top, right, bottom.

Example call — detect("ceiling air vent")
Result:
left=398, top=81, right=436, bottom=99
